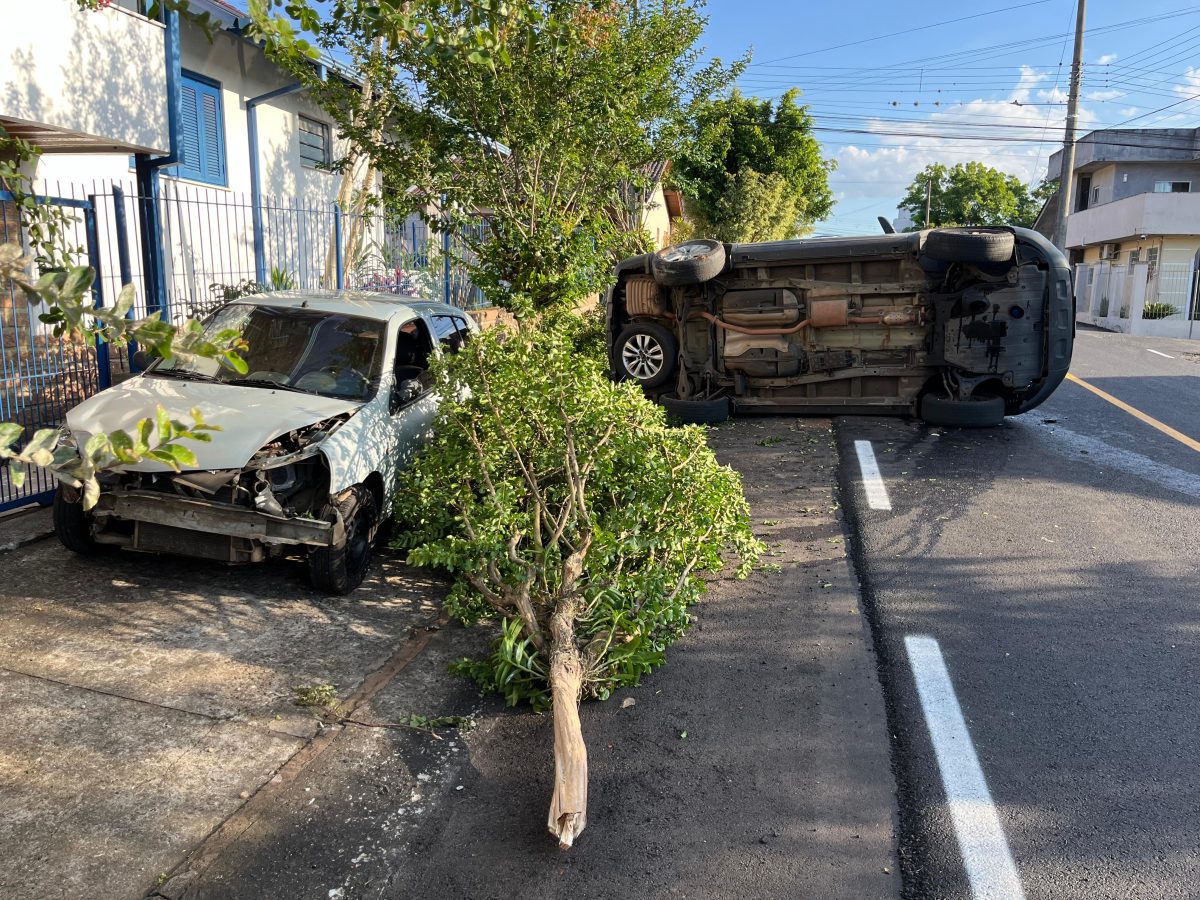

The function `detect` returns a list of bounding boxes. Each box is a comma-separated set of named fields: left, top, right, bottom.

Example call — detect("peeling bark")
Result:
left=547, top=595, right=587, bottom=848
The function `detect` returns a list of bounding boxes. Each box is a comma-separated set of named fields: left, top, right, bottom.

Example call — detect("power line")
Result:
left=749, top=1, right=1053, bottom=67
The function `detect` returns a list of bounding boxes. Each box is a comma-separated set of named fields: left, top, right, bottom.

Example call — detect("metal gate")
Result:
left=0, top=190, right=107, bottom=512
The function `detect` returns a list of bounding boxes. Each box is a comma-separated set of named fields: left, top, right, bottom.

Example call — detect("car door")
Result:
left=379, top=315, right=440, bottom=491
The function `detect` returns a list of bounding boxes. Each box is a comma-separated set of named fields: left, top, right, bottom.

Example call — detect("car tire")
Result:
left=919, top=394, right=1006, bottom=428
left=615, top=323, right=678, bottom=388
left=308, top=488, right=378, bottom=595
left=923, top=229, right=1015, bottom=264
left=651, top=239, right=726, bottom=286
left=659, top=393, right=731, bottom=425
left=53, top=484, right=104, bottom=555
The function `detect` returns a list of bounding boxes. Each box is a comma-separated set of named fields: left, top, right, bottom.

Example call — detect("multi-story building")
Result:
left=1035, top=128, right=1200, bottom=337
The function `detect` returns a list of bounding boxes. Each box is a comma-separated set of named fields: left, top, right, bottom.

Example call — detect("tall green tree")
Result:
left=260, top=0, right=736, bottom=319
left=672, top=88, right=834, bottom=242
left=899, top=161, right=1053, bottom=230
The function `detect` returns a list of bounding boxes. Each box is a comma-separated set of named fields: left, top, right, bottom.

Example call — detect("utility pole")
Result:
left=1053, top=0, right=1087, bottom=251
left=924, top=177, right=932, bottom=228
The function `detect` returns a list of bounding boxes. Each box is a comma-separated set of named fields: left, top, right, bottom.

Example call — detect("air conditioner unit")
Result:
left=1099, top=243, right=1120, bottom=260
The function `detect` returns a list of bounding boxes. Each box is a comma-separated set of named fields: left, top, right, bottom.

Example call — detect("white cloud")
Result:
left=1085, top=89, right=1124, bottom=102
left=819, top=66, right=1104, bottom=231
left=1096, top=53, right=1119, bottom=65
left=1175, top=66, right=1200, bottom=98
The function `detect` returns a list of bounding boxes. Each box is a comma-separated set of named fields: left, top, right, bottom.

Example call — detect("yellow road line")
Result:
left=1065, top=372, right=1200, bottom=453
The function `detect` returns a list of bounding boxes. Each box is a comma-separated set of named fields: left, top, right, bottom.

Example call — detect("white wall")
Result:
left=0, top=0, right=168, bottom=153
left=1066, top=191, right=1200, bottom=248
left=35, top=24, right=350, bottom=206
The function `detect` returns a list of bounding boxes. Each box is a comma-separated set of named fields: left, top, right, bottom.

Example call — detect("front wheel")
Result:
left=659, top=393, right=730, bottom=426
left=918, top=394, right=1005, bottom=428
left=308, top=488, right=379, bottom=595
left=53, top=484, right=103, bottom=555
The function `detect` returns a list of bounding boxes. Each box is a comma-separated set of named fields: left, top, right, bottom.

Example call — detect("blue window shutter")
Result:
left=178, top=82, right=201, bottom=180
left=173, top=72, right=225, bottom=186
left=200, top=90, right=224, bottom=182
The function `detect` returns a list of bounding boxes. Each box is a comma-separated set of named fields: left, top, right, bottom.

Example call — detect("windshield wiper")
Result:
left=225, top=376, right=319, bottom=395
left=147, top=369, right=220, bottom=383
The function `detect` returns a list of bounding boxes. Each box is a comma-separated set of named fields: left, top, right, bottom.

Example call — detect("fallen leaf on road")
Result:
left=621, top=697, right=636, bottom=709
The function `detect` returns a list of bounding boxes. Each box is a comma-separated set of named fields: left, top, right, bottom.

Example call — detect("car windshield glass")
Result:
left=152, top=303, right=385, bottom=401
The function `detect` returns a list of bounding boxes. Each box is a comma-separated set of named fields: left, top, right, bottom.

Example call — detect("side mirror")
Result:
left=390, top=378, right=423, bottom=413
left=131, top=348, right=156, bottom=372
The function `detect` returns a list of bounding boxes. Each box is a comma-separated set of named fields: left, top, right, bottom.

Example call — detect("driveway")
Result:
left=0, top=532, right=444, bottom=899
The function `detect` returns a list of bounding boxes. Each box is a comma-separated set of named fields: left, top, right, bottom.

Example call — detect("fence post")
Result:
left=111, top=185, right=139, bottom=371
left=442, top=222, right=451, bottom=305
left=134, top=158, right=167, bottom=320
left=333, top=204, right=344, bottom=290
left=84, top=196, right=111, bottom=390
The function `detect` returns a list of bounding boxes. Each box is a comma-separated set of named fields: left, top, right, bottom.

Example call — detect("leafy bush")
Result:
left=1142, top=302, right=1179, bottom=320
left=395, top=317, right=761, bottom=706
left=393, top=316, right=760, bottom=846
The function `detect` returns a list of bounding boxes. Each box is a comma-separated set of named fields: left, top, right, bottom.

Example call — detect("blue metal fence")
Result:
left=0, top=189, right=106, bottom=512
left=0, top=178, right=488, bottom=512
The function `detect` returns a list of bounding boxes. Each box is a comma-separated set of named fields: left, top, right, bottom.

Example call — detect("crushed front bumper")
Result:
left=93, top=489, right=334, bottom=563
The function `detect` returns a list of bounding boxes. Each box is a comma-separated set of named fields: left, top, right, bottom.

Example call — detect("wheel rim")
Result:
left=621, top=333, right=665, bottom=380
left=660, top=243, right=710, bottom=263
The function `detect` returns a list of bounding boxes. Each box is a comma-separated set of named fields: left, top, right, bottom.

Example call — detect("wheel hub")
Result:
left=622, top=334, right=664, bottom=380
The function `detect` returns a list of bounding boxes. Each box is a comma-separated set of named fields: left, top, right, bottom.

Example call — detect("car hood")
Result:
left=66, top=376, right=363, bottom=471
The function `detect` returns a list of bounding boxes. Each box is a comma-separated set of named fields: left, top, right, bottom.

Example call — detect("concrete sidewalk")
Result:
left=0, top=418, right=898, bottom=899
left=0, top=519, right=446, bottom=899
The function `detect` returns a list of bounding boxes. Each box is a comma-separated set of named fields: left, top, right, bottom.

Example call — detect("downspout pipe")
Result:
left=135, top=5, right=182, bottom=321
left=247, top=65, right=325, bottom=284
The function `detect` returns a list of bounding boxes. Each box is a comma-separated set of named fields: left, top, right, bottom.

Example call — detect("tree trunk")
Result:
left=547, top=595, right=587, bottom=848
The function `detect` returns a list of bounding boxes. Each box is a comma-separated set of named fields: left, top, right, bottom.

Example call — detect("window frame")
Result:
left=172, top=70, right=227, bottom=187
left=298, top=115, right=332, bottom=169
left=1153, top=180, right=1191, bottom=194
left=431, top=313, right=471, bottom=353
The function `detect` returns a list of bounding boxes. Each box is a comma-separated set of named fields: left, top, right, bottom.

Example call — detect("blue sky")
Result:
left=697, top=0, right=1200, bottom=235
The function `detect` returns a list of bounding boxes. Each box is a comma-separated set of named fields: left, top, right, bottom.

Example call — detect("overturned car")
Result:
left=55, top=292, right=477, bottom=594
left=607, top=227, right=1073, bottom=426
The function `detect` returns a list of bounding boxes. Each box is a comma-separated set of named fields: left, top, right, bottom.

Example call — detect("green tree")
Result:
left=260, top=0, right=736, bottom=319
left=672, top=88, right=834, bottom=242
left=899, top=161, right=1051, bottom=230
left=395, top=317, right=760, bottom=847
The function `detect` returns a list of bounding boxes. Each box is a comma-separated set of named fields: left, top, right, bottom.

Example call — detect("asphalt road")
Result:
left=837, top=326, right=1200, bottom=900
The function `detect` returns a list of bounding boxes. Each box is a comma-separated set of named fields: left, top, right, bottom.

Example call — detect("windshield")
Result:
left=152, top=303, right=386, bottom=402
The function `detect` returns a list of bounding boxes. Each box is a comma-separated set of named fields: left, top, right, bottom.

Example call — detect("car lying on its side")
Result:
left=54, top=291, right=477, bottom=594
left=607, top=227, right=1073, bottom=426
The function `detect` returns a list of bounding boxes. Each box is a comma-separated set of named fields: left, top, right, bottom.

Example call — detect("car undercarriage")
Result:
left=607, top=227, right=1074, bottom=426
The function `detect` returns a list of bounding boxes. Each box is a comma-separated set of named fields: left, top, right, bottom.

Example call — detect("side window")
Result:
left=298, top=115, right=331, bottom=168
left=432, top=314, right=471, bottom=353
left=393, top=318, right=435, bottom=393
left=174, top=71, right=226, bottom=186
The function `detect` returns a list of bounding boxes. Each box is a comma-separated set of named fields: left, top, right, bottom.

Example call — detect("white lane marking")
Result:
left=905, top=636, right=1027, bottom=900
left=853, top=440, right=892, bottom=511
left=1147, top=348, right=1175, bottom=359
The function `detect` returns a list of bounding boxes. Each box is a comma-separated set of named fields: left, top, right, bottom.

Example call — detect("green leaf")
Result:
left=0, top=422, right=22, bottom=449
left=112, top=284, right=136, bottom=319
left=82, top=477, right=101, bottom=511
left=155, top=406, right=174, bottom=444
left=223, top=351, right=249, bottom=375
left=109, top=430, right=136, bottom=462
